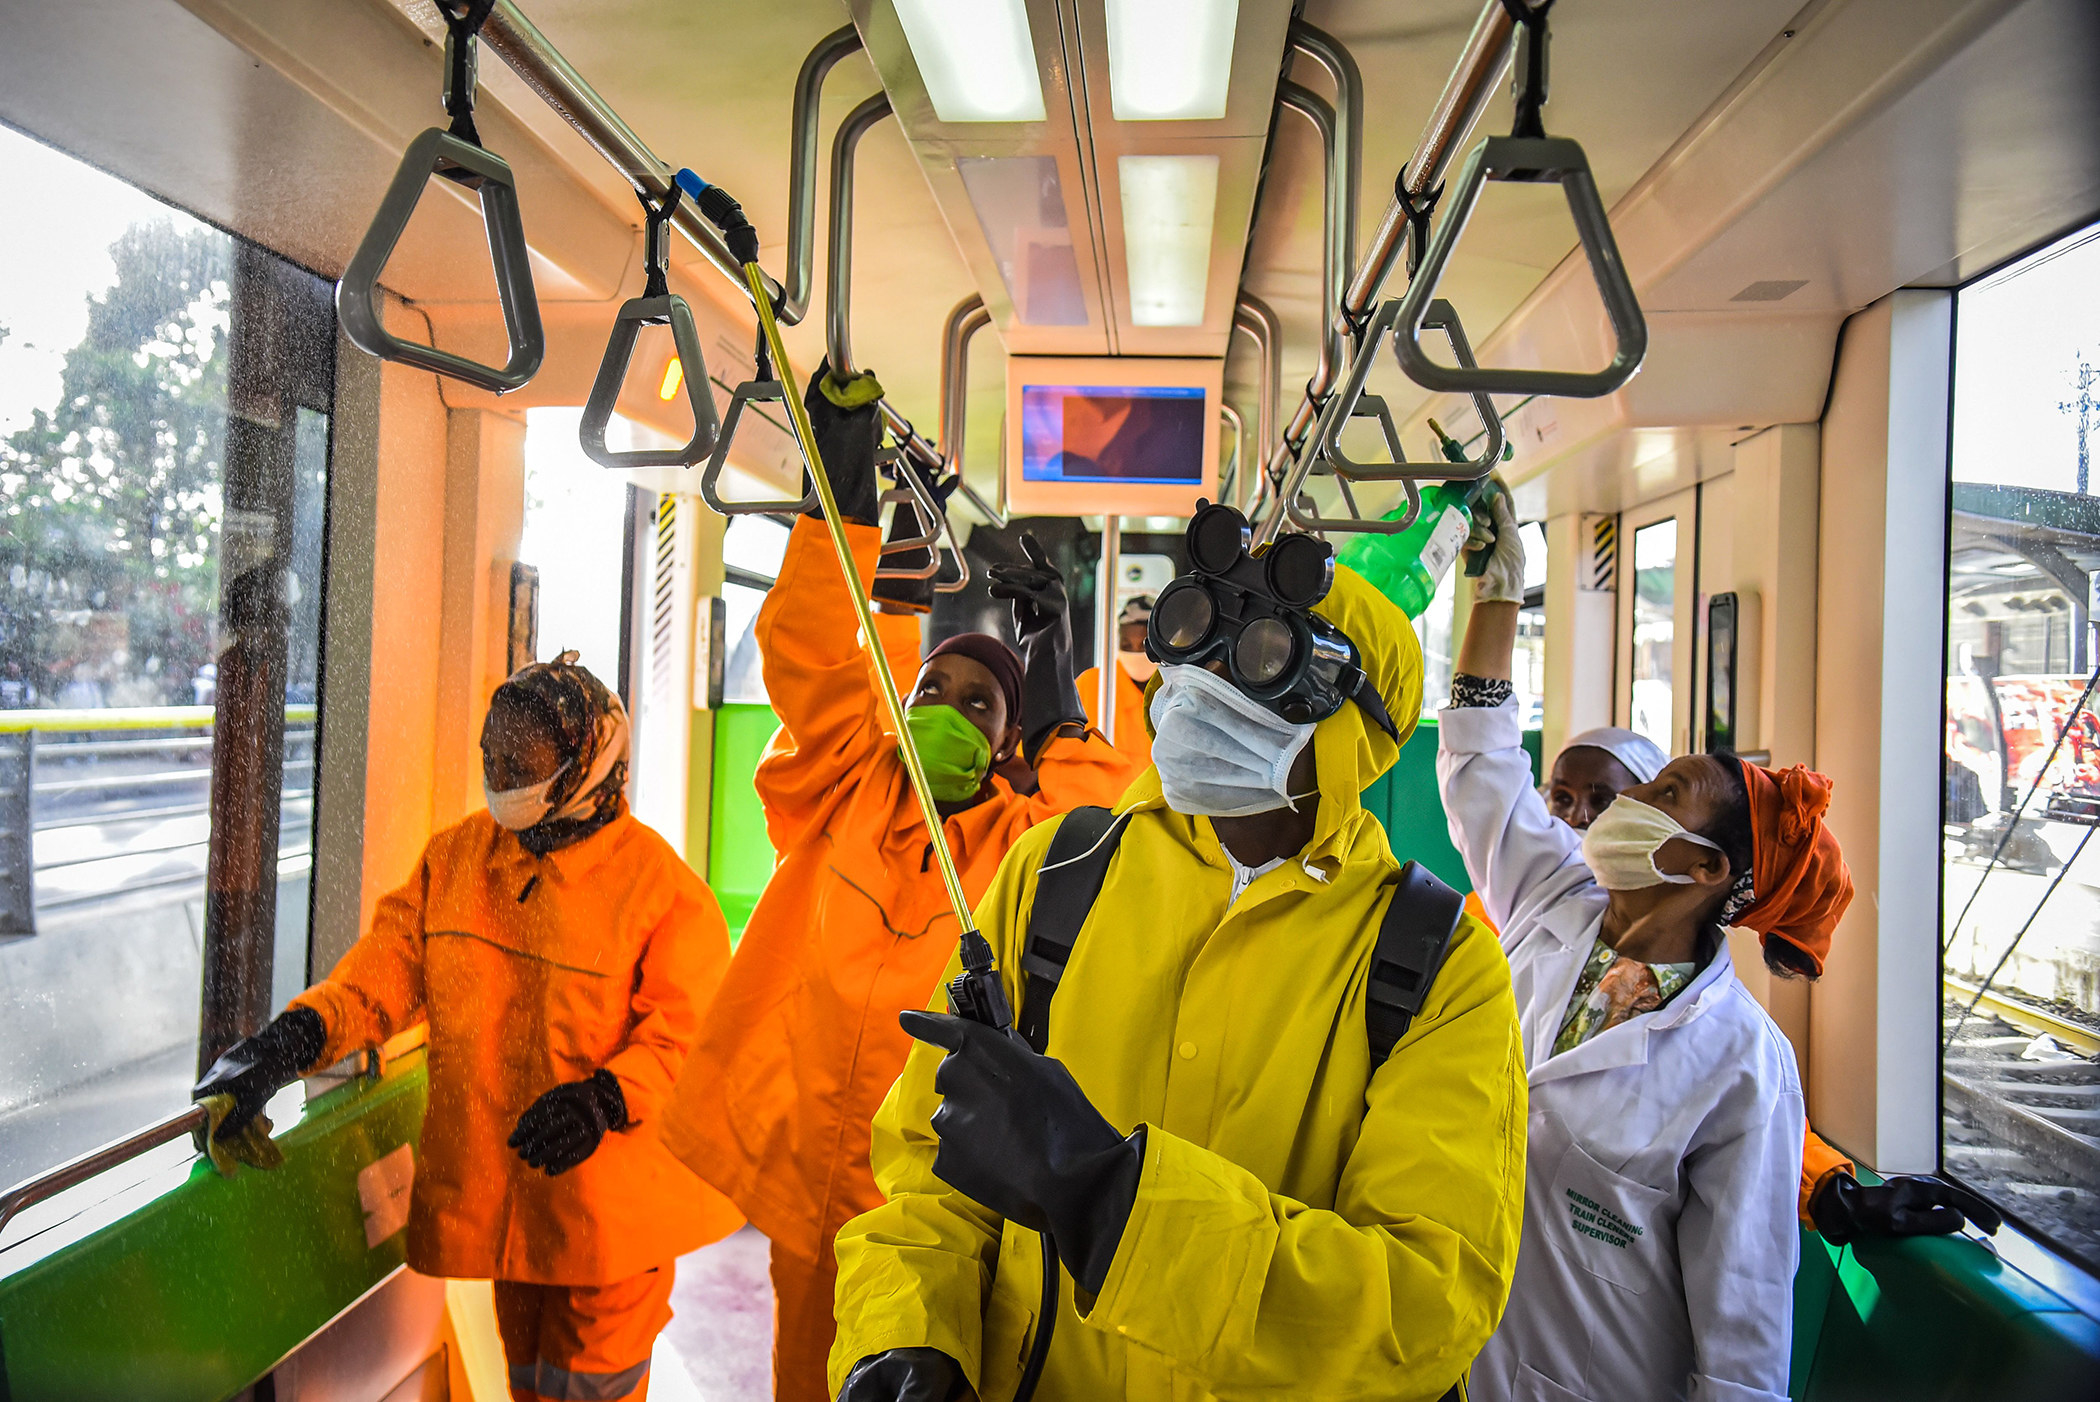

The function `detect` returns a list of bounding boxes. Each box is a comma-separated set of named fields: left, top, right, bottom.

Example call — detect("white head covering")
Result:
left=1558, top=726, right=1668, bottom=784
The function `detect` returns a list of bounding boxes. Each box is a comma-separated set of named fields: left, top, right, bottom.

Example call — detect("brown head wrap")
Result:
left=1734, top=759, right=1854, bottom=976
left=924, top=633, right=1024, bottom=724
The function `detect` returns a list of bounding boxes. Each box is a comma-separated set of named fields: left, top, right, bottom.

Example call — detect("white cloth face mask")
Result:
left=1581, top=794, right=1724, bottom=890
left=1118, top=649, right=1159, bottom=684
left=1149, top=664, right=1316, bottom=819
left=485, top=766, right=568, bottom=831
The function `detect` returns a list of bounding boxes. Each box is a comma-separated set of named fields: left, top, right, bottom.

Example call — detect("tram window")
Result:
left=722, top=516, right=789, bottom=705
left=1941, top=217, right=2100, bottom=1273
left=1628, top=518, right=1678, bottom=749
left=0, top=122, right=336, bottom=1188
left=521, top=407, right=629, bottom=680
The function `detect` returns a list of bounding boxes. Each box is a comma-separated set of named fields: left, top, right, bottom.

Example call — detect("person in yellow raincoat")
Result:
left=829, top=505, right=1528, bottom=1402
left=195, top=656, right=741, bottom=1402
left=1075, top=593, right=1155, bottom=766
left=658, top=365, right=1140, bottom=1402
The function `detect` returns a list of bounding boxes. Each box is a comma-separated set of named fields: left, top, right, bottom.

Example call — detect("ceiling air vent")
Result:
left=1730, top=278, right=1809, bottom=303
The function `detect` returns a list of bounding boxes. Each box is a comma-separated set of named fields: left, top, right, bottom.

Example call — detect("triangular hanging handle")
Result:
left=1285, top=476, right=1424, bottom=538
left=1314, top=298, right=1505, bottom=481
left=579, top=294, right=721, bottom=469
left=1392, top=135, right=1645, bottom=400
left=699, top=380, right=822, bottom=516
left=336, top=129, right=545, bottom=394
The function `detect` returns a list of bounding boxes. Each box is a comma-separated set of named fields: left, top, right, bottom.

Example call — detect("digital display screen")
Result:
left=1020, top=384, right=1206, bottom=485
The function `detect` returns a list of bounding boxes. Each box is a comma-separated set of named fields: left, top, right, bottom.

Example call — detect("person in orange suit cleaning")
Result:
left=1076, top=592, right=1156, bottom=767
left=195, top=655, right=741, bottom=1402
left=659, top=363, right=1139, bottom=1402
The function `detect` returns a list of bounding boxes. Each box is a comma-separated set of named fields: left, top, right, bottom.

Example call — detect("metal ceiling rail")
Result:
left=785, top=25, right=866, bottom=325
left=479, top=0, right=788, bottom=314
left=1232, top=294, right=1281, bottom=510
left=827, top=92, right=894, bottom=378
left=1278, top=80, right=1341, bottom=400
left=1252, top=0, right=1518, bottom=547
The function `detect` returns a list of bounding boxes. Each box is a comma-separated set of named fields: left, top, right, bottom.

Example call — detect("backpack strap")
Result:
left=1366, top=861, right=1465, bottom=1067
left=1016, top=805, right=1128, bottom=1053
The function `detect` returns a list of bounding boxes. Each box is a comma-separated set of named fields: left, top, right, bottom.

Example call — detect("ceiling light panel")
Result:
left=891, top=0, right=1047, bottom=123
left=1119, top=154, right=1219, bottom=326
left=1105, top=0, right=1241, bottom=121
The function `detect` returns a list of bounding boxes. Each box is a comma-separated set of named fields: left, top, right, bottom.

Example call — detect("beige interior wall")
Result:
left=1810, top=292, right=1950, bottom=1172
left=433, top=409, right=530, bottom=828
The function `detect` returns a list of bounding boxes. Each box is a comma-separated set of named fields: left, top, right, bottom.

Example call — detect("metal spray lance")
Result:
left=684, top=169, right=1047, bottom=1402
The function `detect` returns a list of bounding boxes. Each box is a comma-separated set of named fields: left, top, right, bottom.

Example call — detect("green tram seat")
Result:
left=0, top=1048, right=427, bottom=1400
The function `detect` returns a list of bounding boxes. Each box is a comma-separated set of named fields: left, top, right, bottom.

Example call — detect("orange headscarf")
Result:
left=1735, top=760, right=1854, bottom=975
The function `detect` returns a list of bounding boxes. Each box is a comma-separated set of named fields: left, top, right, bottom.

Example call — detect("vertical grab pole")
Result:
left=1097, top=519, right=1122, bottom=742
left=738, top=262, right=976, bottom=935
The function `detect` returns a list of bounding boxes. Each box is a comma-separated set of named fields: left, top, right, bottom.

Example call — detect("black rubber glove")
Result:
left=508, top=1069, right=627, bottom=1176
left=801, top=359, right=885, bottom=526
left=835, top=1347, right=967, bottom=1402
left=1808, top=1170, right=2003, bottom=1244
left=872, top=454, right=961, bottom=614
left=193, top=1006, right=326, bottom=1142
left=899, top=1009, right=1141, bottom=1294
left=986, top=533, right=1086, bottom=762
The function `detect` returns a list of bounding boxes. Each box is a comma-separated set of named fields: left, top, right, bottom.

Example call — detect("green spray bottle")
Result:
left=1336, top=419, right=1509, bottom=618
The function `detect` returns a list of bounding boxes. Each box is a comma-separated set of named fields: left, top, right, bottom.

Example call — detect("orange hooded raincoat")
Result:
left=291, top=809, right=743, bottom=1284
left=659, top=518, right=1138, bottom=1369
left=1076, top=661, right=1153, bottom=767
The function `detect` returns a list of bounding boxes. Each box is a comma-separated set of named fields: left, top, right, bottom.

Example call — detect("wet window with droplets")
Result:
left=0, top=121, right=335, bottom=1198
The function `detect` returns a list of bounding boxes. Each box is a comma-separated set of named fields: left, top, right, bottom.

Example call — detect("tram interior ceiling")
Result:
left=3, top=0, right=2100, bottom=1397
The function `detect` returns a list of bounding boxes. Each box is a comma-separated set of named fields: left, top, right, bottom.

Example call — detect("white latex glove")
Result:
left=1468, top=482, right=1526, bottom=605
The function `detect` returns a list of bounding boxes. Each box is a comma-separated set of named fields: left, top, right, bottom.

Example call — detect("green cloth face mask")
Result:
left=904, top=704, right=992, bottom=802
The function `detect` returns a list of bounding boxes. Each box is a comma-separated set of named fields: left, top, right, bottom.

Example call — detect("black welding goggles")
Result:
left=1148, top=503, right=1399, bottom=739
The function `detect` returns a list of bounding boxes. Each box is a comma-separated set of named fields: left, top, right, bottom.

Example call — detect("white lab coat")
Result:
left=1438, top=700, right=1805, bottom=1402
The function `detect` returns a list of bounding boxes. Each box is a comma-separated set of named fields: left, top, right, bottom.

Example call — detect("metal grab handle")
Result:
left=1313, top=298, right=1506, bottom=481
left=336, top=130, right=547, bottom=394
left=579, top=295, right=722, bottom=468
left=0, top=1104, right=207, bottom=1242
left=1392, top=135, right=1646, bottom=399
left=1286, top=478, right=1424, bottom=537
left=873, top=449, right=943, bottom=581
left=698, top=380, right=821, bottom=516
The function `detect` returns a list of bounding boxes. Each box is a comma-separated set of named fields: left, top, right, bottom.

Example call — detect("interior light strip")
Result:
left=1119, top=154, right=1219, bottom=326
left=893, top=0, right=1047, bottom=123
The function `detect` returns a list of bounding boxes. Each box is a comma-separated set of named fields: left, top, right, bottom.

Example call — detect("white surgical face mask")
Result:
left=1149, top=664, right=1316, bottom=818
left=1118, top=649, right=1158, bottom=684
left=1581, top=794, right=1724, bottom=890
left=485, top=767, right=567, bottom=831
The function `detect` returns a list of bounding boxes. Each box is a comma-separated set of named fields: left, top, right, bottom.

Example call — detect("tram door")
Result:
left=1613, top=487, right=1699, bottom=757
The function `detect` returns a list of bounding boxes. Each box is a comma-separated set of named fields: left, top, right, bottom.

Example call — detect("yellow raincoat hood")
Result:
left=832, top=562, right=1524, bottom=1402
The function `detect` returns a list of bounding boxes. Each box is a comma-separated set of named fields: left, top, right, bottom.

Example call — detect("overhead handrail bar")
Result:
left=1252, top=0, right=1519, bottom=547
left=1232, top=295, right=1281, bottom=475
left=1391, top=0, right=1646, bottom=399
left=817, top=92, right=968, bottom=589
left=785, top=25, right=867, bottom=325
left=826, top=92, right=894, bottom=378
left=0, top=1105, right=207, bottom=1243
left=579, top=184, right=724, bottom=468
left=336, top=0, right=546, bottom=394
left=477, top=2, right=787, bottom=314
left=1278, top=81, right=1343, bottom=400
left=1312, top=298, right=1506, bottom=484
left=937, top=295, right=1007, bottom=532
left=1290, top=23, right=1362, bottom=306
left=1219, top=403, right=1245, bottom=508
